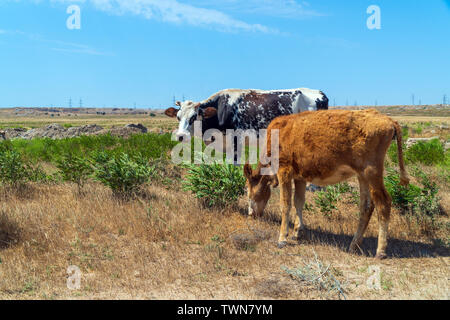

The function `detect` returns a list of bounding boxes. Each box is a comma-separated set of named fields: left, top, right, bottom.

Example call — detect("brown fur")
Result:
left=244, top=109, right=409, bottom=259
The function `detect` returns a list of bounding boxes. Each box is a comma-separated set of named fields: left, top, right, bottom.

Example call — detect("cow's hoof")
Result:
left=375, top=252, right=387, bottom=260
left=349, top=242, right=363, bottom=255
left=277, top=241, right=288, bottom=249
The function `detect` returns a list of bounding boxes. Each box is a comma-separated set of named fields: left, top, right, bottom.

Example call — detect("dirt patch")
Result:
left=2, top=123, right=150, bottom=140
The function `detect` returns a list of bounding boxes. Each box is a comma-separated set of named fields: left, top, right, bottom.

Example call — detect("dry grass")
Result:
left=0, top=112, right=178, bottom=132
left=0, top=108, right=448, bottom=300
left=0, top=178, right=448, bottom=300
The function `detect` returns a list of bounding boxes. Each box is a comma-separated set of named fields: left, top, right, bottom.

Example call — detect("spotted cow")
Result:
left=165, top=88, right=328, bottom=141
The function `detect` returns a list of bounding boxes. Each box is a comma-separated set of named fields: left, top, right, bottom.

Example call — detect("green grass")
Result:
left=0, top=133, right=177, bottom=164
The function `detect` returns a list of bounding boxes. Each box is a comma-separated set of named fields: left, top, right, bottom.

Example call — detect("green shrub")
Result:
left=384, top=168, right=421, bottom=211
left=406, top=139, right=445, bottom=165
left=384, top=168, right=441, bottom=217
left=93, top=152, right=153, bottom=199
left=0, top=150, right=30, bottom=186
left=183, top=163, right=245, bottom=208
left=313, top=183, right=353, bottom=217
left=411, top=171, right=441, bottom=217
left=0, top=149, right=54, bottom=185
left=314, top=188, right=338, bottom=216
left=56, top=153, right=93, bottom=191
left=389, top=138, right=446, bottom=167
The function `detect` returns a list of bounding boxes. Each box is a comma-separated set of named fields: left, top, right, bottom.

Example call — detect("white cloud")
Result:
left=47, top=0, right=277, bottom=33
left=8, top=0, right=325, bottom=33
left=48, top=39, right=112, bottom=55
left=0, top=29, right=110, bottom=55
left=189, top=0, right=324, bottom=18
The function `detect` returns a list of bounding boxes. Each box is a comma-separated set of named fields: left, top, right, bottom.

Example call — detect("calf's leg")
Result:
left=292, top=179, right=307, bottom=241
left=277, top=176, right=292, bottom=248
left=369, top=176, right=392, bottom=259
left=349, top=175, right=375, bottom=254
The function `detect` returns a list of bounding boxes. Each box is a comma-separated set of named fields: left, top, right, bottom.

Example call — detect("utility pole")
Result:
left=69, top=98, right=72, bottom=108
left=444, top=94, right=447, bottom=105
left=173, top=95, right=176, bottom=106
left=419, top=99, right=422, bottom=106
left=375, top=99, right=378, bottom=106
left=134, top=102, right=136, bottom=110
left=346, top=99, right=349, bottom=106
left=333, top=98, right=336, bottom=107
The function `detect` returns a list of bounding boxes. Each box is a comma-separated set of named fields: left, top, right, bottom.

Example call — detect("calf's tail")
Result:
left=393, top=122, right=410, bottom=186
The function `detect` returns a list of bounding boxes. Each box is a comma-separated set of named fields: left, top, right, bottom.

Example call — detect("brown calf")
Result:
left=244, top=109, right=409, bottom=259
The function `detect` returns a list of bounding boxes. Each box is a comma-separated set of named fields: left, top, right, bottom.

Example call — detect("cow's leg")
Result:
left=349, top=175, right=375, bottom=254
left=277, top=172, right=292, bottom=248
left=292, top=179, right=307, bottom=241
left=368, top=172, right=392, bottom=260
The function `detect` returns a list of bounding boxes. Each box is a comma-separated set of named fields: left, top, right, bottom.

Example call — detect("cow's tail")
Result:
left=393, top=121, right=409, bottom=186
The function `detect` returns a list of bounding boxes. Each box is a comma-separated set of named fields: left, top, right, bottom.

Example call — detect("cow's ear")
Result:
left=243, top=164, right=253, bottom=179
left=165, top=107, right=179, bottom=118
left=202, top=107, right=217, bottom=119
left=175, top=101, right=182, bottom=107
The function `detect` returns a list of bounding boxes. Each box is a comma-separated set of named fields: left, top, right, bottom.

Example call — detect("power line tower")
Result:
left=173, top=95, right=176, bottom=106
left=79, top=98, right=83, bottom=108
left=69, top=98, right=72, bottom=108
left=444, top=94, right=447, bottom=105
left=411, top=94, right=415, bottom=106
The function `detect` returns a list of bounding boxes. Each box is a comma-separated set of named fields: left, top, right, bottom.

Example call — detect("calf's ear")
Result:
left=176, top=101, right=182, bottom=107
left=165, top=107, right=179, bottom=118
left=243, top=164, right=253, bottom=179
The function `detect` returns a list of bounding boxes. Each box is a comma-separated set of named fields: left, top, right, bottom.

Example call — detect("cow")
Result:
left=243, top=109, right=409, bottom=259
left=164, top=88, right=329, bottom=141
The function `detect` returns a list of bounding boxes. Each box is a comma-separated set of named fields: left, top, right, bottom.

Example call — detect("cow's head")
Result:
left=243, top=164, right=278, bottom=217
left=165, top=101, right=217, bottom=141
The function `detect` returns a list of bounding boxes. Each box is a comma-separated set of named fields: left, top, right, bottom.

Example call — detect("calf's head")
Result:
left=243, top=164, right=278, bottom=217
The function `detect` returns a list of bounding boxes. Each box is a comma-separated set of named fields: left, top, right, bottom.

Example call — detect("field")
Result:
left=0, top=106, right=449, bottom=300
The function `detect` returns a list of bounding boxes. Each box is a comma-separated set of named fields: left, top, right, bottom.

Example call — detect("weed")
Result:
left=183, top=163, right=245, bottom=209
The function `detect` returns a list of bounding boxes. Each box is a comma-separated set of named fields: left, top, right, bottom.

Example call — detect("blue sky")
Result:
left=0, top=0, right=449, bottom=108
